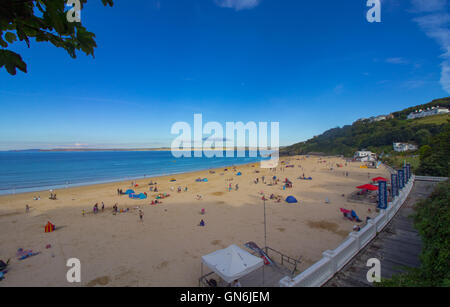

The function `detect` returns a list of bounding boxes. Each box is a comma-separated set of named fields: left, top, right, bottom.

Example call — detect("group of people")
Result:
left=253, top=176, right=267, bottom=185
left=176, top=186, right=188, bottom=193
left=93, top=202, right=105, bottom=214
left=228, top=183, right=239, bottom=192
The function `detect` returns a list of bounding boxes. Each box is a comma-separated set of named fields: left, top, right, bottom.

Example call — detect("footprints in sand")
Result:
left=156, top=261, right=169, bottom=270
left=282, top=217, right=297, bottom=222
left=211, top=239, right=221, bottom=246
left=87, top=276, right=110, bottom=287
left=307, top=220, right=348, bottom=238
left=211, top=240, right=227, bottom=248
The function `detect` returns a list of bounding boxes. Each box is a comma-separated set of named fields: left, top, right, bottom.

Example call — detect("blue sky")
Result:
left=0, top=0, right=449, bottom=150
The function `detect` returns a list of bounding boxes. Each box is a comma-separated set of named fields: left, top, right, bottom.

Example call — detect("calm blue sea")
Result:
left=0, top=151, right=267, bottom=195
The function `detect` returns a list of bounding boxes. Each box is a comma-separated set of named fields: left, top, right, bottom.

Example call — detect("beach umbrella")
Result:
left=372, top=177, right=388, bottom=182
left=356, top=184, right=378, bottom=191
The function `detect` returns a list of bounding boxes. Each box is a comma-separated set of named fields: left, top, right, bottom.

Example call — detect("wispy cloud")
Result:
left=333, top=84, right=344, bottom=94
left=410, top=0, right=450, bottom=93
left=410, top=0, right=447, bottom=13
left=386, top=57, right=409, bottom=64
left=215, top=0, right=261, bottom=11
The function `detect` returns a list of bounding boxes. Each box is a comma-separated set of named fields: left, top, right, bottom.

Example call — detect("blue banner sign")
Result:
left=391, top=174, right=398, bottom=197
left=398, top=169, right=405, bottom=189
left=378, top=180, right=388, bottom=209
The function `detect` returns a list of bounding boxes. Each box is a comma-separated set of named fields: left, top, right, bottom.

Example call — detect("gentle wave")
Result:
left=0, top=151, right=268, bottom=195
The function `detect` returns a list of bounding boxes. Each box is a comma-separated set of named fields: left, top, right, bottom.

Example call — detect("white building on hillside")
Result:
left=407, top=106, right=449, bottom=120
left=393, top=143, right=418, bottom=152
left=354, top=151, right=377, bottom=162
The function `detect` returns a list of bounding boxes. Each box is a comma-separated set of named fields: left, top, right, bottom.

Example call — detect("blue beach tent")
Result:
left=286, top=196, right=298, bottom=204
left=125, top=189, right=135, bottom=195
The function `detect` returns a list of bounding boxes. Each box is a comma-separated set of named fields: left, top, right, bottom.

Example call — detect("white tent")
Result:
left=202, top=245, right=264, bottom=283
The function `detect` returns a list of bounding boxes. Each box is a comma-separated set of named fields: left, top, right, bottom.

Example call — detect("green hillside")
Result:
left=281, top=97, right=449, bottom=158
left=280, top=97, right=450, bottom=176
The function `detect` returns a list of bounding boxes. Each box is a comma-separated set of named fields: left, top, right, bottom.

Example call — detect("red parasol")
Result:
left=372, top=177, right=388, bottom=182
left=356, top=184, right=379, bottom=191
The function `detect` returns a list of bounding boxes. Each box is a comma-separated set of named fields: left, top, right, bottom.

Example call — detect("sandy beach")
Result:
left=0, top=155, right=390, bottom=287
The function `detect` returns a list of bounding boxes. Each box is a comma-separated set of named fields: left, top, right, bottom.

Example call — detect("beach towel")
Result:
left=16, top=249, right=40, bottom=261
left=0, top=260, right=8, bottom=272
left=351, top=210, right=362, bottom=223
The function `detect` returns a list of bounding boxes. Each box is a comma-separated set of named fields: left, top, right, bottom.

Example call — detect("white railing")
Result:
left=280, top=173, right=415, bottom=287
left=415, top=176, right=448, bottom=182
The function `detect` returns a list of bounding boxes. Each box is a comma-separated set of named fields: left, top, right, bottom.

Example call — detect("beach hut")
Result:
left=201, top=245, right=263, bottom=284
left=44, top=221, right=55, bottom=233
left=285, top=196, right=298, bottom=203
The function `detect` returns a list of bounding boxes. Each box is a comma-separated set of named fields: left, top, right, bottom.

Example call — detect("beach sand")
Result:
left=0, top=155, right=390, bottom=286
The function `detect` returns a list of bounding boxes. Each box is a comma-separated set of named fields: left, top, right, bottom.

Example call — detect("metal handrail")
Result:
left=264, top=246, right=301, bottom=276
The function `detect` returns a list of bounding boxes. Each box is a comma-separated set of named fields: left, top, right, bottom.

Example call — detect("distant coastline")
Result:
left=6, top=147, right=272, bottom=152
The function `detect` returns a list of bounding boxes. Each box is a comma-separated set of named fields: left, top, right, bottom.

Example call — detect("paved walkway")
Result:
left=324, top=181, right=437, bottom=287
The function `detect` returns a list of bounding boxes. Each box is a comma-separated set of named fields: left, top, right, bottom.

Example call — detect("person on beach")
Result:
left=82, top=209, right=85, bottom=216
left=235, top=184, right=239, bottom=191
left=25, top=204, right=29, bottom=213
left=101, top=202, right=105, bottom=212
left=139, top=210, right=144, bottom=222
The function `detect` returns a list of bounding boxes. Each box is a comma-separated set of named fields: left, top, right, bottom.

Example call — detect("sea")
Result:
left=0, top=150, right=269, bottom=195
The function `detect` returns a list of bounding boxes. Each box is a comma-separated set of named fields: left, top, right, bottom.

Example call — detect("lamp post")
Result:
left=263, top=198, right=267, bottom=249
left=263, top=198, right=267, bottom=286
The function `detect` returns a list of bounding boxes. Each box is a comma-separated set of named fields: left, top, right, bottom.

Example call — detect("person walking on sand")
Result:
left=82, top=209, right=85, bottom=217
left=101, top=202, right=105, bottom=212
left=25, top=204, right=29, bottom=213
left=139, top=210, right=144, bottom=222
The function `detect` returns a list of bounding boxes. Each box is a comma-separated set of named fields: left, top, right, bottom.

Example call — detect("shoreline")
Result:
left=0, top=158, right=264, bottom=197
